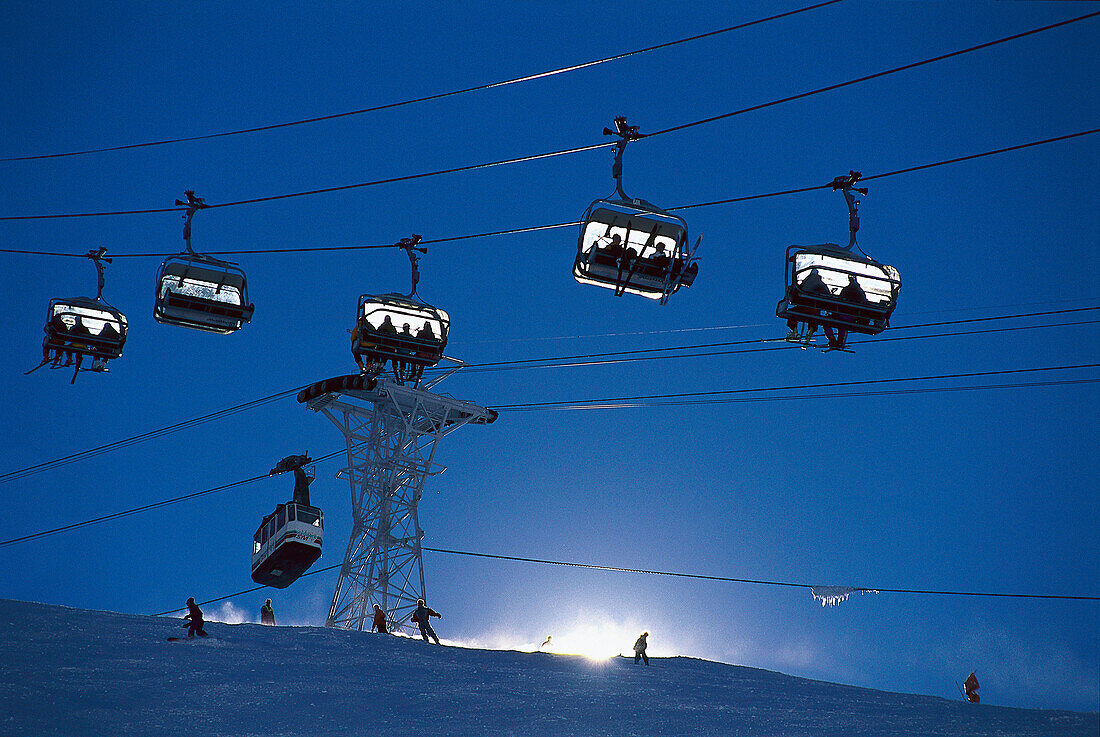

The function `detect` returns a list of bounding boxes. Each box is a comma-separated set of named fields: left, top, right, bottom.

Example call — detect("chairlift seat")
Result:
left=574, top=200, right=698, bottom=302
left=43, top=297, right=128, bottom=360
left=154, top=255, right=254, bottom=334
left=352, top=294, right=449, bottom=368
left=777, top=245, right=900, bottom=336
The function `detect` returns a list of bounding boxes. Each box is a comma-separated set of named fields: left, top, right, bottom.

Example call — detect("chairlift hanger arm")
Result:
left=84, top=247, right=111, bottom=299
left=174, top=191, right=208, bottom=255
left=830, top=171, right=866, bottom=251
left=397, top=234, right=425, bottom=298
left=603, top=117, right=643, bottom=201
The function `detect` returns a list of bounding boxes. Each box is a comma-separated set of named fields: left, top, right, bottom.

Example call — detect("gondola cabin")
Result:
left=251, top=500, right=324, bottom=588
left=777, top=245, right=901, bottom=337
left=574, top=199, right=699, bottom=303
left=154, top=254, right=254, bottom=333
left=41, top=296, right=128, bottom=374
left=352, top=294, right=449, bottom=381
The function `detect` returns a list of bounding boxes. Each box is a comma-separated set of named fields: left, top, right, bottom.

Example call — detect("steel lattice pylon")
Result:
left=299, top=374, right=495, bottom=631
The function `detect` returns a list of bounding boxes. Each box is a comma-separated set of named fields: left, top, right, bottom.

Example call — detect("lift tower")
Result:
left=298, top=373, right=495, bottom=630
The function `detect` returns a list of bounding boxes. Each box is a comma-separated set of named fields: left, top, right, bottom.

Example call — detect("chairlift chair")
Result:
left=350, top=235, right=450, bottom=385
left=573, top=118, right=700, bottom=304
left=153, top=191, right=255, bottom=333
left=154, top=255, right=254, bottom=333
left=777, top=172, right=901, bottom=347
left=352, top=294, right=450, bottom=384
left=251, top=455, right=324, bottom=588
left=27, top=248, right=128, bottom=383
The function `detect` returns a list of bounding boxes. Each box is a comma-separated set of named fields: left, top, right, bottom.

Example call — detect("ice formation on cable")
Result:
left=810, top=586, right=878, bottom=606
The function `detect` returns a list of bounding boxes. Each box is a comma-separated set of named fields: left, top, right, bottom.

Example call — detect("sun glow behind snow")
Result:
left=550, top=621, right=640, bottom=660
left=459, top=615, right=655, bottom=662
left=527, top=616, right=659, bottom=661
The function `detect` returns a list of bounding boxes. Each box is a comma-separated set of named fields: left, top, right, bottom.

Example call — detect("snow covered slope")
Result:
left=0, top=598, right=1094, bottom=737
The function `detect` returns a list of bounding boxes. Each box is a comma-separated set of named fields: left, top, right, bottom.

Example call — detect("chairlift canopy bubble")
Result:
left=44, top=296, right=128, bottom=360
left=573, top=199, right=699, bottom=302
left=777, top=244, right=901, bottom=338
left=154, top=254, right=254, bottom=333
left=352, top=293, right=450, bottom=378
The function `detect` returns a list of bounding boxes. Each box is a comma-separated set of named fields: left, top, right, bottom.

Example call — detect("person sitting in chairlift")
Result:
left=351, top=323, right=368, bottom=374
left=787, top=268, right=831, bottom=341
left=378, top=315, right=397, bottom=334
left=42, top=314, right=71, bottom=366
left=831, top=275, right=868, bottom=349
left=839, top=274, right=867, bottom=304
left=649, top=243, right=671, bottom=271
left=60, top=317, right=93, bottom=371
left=98, top=320, right=121, bottom=344
left=601, top=233, right=624, bottom=260
left=416, top=320, right=436, bottom=341
left=392, top=323, right=415, bottom=377
left=47, top=313, right=69, bottom=338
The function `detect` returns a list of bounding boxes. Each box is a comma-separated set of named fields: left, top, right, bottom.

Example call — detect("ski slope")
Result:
left=0, top=598, right=1094, bottom=736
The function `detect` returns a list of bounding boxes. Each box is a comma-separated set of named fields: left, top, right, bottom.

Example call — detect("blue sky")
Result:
left=1, top=0, right=1097, bottom=712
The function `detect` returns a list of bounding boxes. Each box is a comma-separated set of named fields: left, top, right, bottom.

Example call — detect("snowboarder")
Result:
left=633, top=632, right=649, bottom=665
left=410, top=598, right=441, bottom=644
left=539, top=635, right=552, bottom=651
left=371, top=603, right=388, bottom=634
left=183, top=597, right=208, bottom=638
left=260, top=599, right=275, bottom=625
left=964, top=672, right=980, bottom=703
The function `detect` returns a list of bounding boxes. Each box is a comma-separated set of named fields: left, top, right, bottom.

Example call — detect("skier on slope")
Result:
left=410, top=598, right=442, bottom=644
left=372, top=604, right=388, bottom=634
left=633, top=632, right=650, bottom=665
left=963, top=672, right=980, bottom=703
left=183, top=597, right=208, bottom=638
left=260, top=599, right=275, bottom=626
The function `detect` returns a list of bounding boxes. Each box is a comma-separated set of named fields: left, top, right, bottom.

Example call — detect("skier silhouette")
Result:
left=372, top=604, right=388, bottom=634
left=260, top=599, right=275, bottom=625
left=411, top=598, right=441, bottom=644
left=963, top=672, right=980, bottom=703
left=633, top=632, right=649, bottom=665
